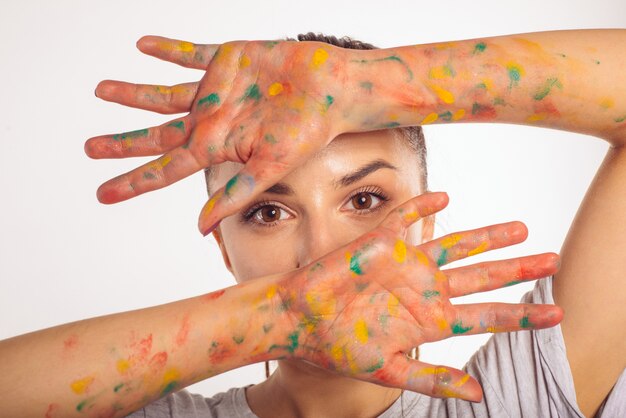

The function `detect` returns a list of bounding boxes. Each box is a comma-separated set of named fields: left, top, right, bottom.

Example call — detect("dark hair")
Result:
left=203, top=33, right=428, bottom=194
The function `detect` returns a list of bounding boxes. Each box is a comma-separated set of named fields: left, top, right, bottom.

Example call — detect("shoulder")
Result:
left=126, top=386, right=256, bottom=418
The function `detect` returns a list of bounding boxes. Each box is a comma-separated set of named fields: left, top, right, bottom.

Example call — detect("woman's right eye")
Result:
left=249, top=204, right=292, bottom=225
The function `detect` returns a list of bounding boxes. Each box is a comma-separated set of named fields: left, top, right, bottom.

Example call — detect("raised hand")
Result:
left=274, top=192, right=561, bottom=401
left=86, top=36, right=353, bottom=235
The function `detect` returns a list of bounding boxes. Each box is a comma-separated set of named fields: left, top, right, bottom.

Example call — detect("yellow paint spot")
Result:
left=481, top=78, right=494, bottom=91
left=429, top=84, right=455, bottom=104
left=506, top=62, right=526, bottom=77
left=414, top=366, right=448, bottom=376
left=454, top=373, right=471, bottom=387
left=330, top=343, right=343, bottom=362
left=429, top=66, right=453, bottom=79
left=70, top=376, right=94, bottom=394
left=600, top=98, right=614, bottom=109
left=387, top=294, right=400, bottom=317
left=311, top=48, right=329, bottom=69
left=512, top=37, right=544, bottom=53
left=149, top=155, right=172, bottom=171
left=291, top=95, right=307, bottom=111
left=163, top=368, right=180, bottom=384
left=158, top=40, right=194, bottom=53
left=435, top=42, right=458, bottom=50
left=122, top=138, right=133, bottom=150
left=393, top=240, right=407, bottom=263
left=452, top=109, right=466, bottom=121
left=354, top=319, right=369, bottom=343
left=441, top=234, right=462, bottom=249
left=266, top=284, right=277, bottom=300
left=215, top=44, right=234, bottom=63
left=414, top=249, right=429, bottom=266
left=434, top=271, right=447, bottom=282
left=239, top=54, right=251, bottom=69
left=344, top=346, right=359, bottom=373
left=306, top=292, right=336, bottom=316
left=116, top=359, right=130, bottom=374
left=201, top=190, right=224, bottom=218
left=486, top=325, right=504, bottom=333
left=421, top=112, right=439, bottom=125
left=436, top=316, right=449, bottom=330
left=268, top=82, right=284, bottom=96
left=388, top=113, right=399, bottom=121
left=403, top=211, right=420, bottom=223
left=467, top=242, right=489, bottom=256
left=176, top=41, right=194, bottom=53
left=527, top=113, right=547, bottom=122
left=287, top=126, right=299, bottom=139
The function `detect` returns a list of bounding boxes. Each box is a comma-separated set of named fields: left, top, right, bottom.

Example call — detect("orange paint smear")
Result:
left=175, top=315, right=191, bottom=347
left=203, top=289, right=226, bottom=302
left=63, top=335, right=79, bottom=350
left=44, top=403, right=60, bottom=418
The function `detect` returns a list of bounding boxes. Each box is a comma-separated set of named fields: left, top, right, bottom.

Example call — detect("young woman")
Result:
left=1, top=29, right=624, bottom=417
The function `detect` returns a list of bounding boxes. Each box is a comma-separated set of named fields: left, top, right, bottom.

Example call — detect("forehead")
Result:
left=211, top=129, right=421, bottom=191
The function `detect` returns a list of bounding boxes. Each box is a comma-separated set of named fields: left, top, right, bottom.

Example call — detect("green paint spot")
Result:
left=519, top=315, right=534, bottom=328
left=556, top=53, right=567, bottom=58
left=351, top=55, right=413, bottom=81
left=533, top=78, right=562, bottom=101
left=143, top=172, right=156, bottom=180
left=225, top=175, right=238, bottom=196
left=355, top=282, right=370, bottom=292
left=113, top=383, right=124, bottom=393
left=365, top=357, right=385, bottom=373
left=508, top=67, right=522, bottom=89
left=379, top=313, right=389, bottom=329
left=350, top=252, right=364, bottom=275
left=493, top=97, right=506, bottom=106
left=595, top=60, right=601, bottom=65
left=76, top=400, right=88, bottom=412
left=422, top=290, right=440, bottom=299
left=278, top=298, right=292, bottom=312
left=266, top=41, right=280, bottom=49
left=360, top=81, right=373, bottom=92
left=310, top=262, right=324, bottom=272
left=504, top=280, right=522, bottom=287
left=436, top=248, right=448, bottom=267
left=475, top=82, right=487, bottom=89
left=264, top=134, right=277, bottom=144
left=263, top=323, right=274, bottom=333
left=161, top=381, right=178, bottom=396
left=167, top=120, right=186, bottom=133
left=379, top=122, right=401, bottom=128
left=438, top=111, right=453, bottom=121
left=451, top=320, right=473, bottom=335
left=194, top=50, right=205, bottom=63
left=112, top=129, right=148, bottom=141
left=473, top=42, right=487, bottom=54
left=207, top=144, right=217, bottom=153
left=197, top=93, right=220, bottom=107
left=287, top=331, right=299, bottom=353
left=257, top=303, right=270, bottom=311
left=442, top=63, right=456, bottom=77
left=241, top=84, right=262, bottom=102
left=324, top=95, right=334, bottom=109
left=615, top=115, right=626, bottom=123
left=232, top=335, right=245, bottom=344
left=472, top=102, right=486, bottom=115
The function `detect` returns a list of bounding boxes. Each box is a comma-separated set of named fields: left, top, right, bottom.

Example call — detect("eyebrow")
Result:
left=260, top=159, right=398, bottom=195
left=336, top=159, right=398, bottom=188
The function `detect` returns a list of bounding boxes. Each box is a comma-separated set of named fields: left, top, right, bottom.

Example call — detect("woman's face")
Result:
left=212, top=130, right=433, bottom=282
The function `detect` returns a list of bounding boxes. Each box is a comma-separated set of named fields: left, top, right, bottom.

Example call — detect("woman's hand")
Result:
left=273, top=192, right=562, bottom=401
left=86, top=36, right=354, bottom=235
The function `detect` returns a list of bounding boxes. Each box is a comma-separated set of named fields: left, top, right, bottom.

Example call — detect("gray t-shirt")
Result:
left=128, top=277, right=626, bottom=417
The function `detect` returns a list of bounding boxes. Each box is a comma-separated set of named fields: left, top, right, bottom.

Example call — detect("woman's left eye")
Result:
left=343, top=190, right=388, bottom=213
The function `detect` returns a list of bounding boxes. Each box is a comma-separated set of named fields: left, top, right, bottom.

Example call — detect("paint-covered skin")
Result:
left=0, top=193, right=564, bottom=417
left=269, top=192, right=562, bottom=400
left=86, top=30, right=625, bottom=234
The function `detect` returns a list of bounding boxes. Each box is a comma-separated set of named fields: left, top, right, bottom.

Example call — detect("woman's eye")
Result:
left=348, top=192, right=383, bottom=211
left=253, top=205, right=289, bottom=224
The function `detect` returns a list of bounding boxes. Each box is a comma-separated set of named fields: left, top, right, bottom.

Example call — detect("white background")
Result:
left=1, top=0, right=623, bottom=397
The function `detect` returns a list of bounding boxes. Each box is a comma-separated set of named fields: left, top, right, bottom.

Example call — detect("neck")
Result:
left=246, top=360, right=401, bottom=418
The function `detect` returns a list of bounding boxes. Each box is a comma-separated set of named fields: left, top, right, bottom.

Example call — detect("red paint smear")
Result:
left=130, top=334, right=153, bottom=362
left=44, top=403, right=60, bottom=418
left=175, top=315, right=191, bottom=347
left=533, top=100, right=561, bottom=117
left=373, top=367, right=397, bottom=384
left=149, top=351, right=168, bottom=369
left=208, top=344, right=233, bottom=364
left=203, top=289, right=226, bottom=302
left=471, top=104, right=497, bottom=121
left=63, top=335, right=79, bottom=350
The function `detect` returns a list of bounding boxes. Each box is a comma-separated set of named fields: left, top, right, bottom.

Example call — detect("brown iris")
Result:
left=351, top=192, right=373, bottom=210
left=259, top=205, right=280, bottom=222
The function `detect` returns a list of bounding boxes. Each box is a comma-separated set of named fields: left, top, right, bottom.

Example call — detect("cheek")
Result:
left=221, top=224, right=298, bottom=281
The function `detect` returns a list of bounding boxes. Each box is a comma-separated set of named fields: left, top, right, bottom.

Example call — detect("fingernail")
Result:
left=202, top=221, right=220, bottom=237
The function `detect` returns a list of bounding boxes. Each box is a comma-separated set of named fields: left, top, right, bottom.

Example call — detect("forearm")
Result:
left=0, top=274, right=292, bottom=418
left=345, top=29, right=626, bottom=143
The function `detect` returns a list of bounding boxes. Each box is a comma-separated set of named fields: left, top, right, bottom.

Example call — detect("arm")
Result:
left=0, top=194, right=562, bottom=417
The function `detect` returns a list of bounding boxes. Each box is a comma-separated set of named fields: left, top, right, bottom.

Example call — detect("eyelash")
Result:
left=240, top=186, right=391, bottom=228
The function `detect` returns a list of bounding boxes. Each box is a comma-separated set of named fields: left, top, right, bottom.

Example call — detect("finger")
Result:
left=446, top=252, right=560, bottom=297
left=136, top=35, right=218, bottom=70
left=96, top=146, right=206, bottom=204
left=447, top=303, right=563, bottom=337
left=85, top=117, right=191, bottom=159
left=198, top=156, right=287, bottom=235
left=421, top=221, right=528, bottom=267
left=379, top=192, right=449, bottom=234
left=375, top=354, right=482, bottom=401
left=95, top=80, right=199, bottom=114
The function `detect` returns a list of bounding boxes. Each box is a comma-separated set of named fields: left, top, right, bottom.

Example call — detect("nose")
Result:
left=295, top=214, right=360, bottom=269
